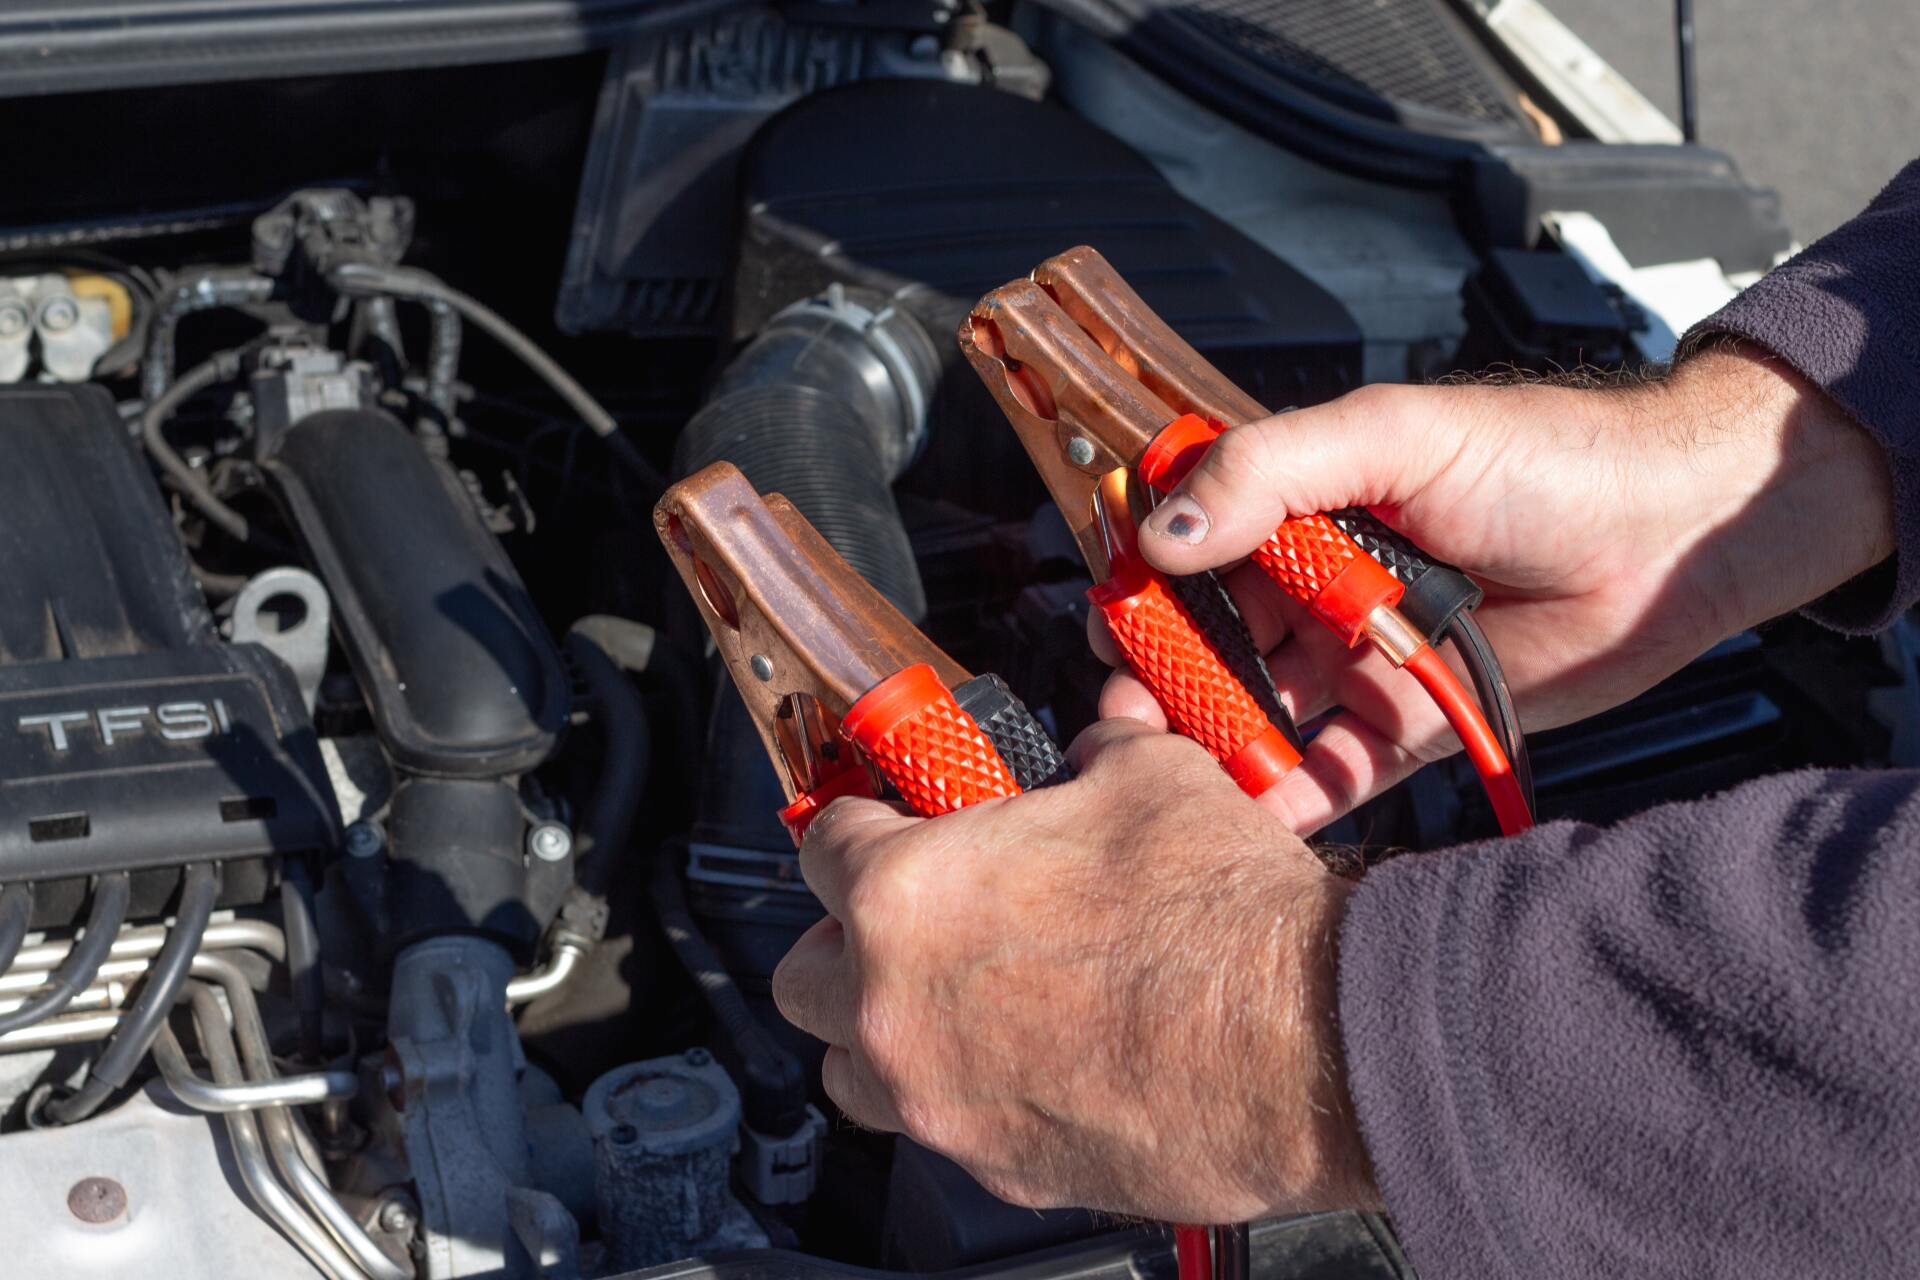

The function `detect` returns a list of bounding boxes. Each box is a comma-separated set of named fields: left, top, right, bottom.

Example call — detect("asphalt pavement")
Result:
left=1551, top=0, right=1919, bottom=243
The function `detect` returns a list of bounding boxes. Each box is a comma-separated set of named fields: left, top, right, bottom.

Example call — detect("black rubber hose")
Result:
left=142, top=268, right=276, bottom=402
left=650, top=849, right=810, bottom=1136
left=280, top=860, right=326, bottom=1063
left=45, top=864, right=220, bottom=1125
left=326, top=262, right=664, bottom=493
left=0, top=874, right=131, bottom=1037
left=0, top=884, right=34, bottom=975
left=141, top=348, right=291, bottom=555
left=675, top=383, right=927, bottom=620
left=565, top=628, right=651, bottom=902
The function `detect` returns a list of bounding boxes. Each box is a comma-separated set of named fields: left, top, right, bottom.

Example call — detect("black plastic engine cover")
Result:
left=0, top=384, right=338, bottom=926
left=0, top=645, right=338, bottom=885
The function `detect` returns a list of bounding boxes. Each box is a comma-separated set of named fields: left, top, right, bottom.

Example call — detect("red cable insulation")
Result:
left=1175, top=1224, right=1212, bottom=1280
left=1403, top=644, right=1534, bottom=836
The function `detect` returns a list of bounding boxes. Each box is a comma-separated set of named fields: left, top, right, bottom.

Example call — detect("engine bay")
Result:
left=0, top=5, right=1914, bottom=1278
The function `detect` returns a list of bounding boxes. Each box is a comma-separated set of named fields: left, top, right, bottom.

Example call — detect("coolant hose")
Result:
left=565, top=627, right=651, bottom=902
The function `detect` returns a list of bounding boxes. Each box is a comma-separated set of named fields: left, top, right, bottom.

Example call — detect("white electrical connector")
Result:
left=739, top=1105, right=827, bottom=1205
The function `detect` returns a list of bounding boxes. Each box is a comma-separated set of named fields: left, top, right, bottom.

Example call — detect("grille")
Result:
left=1174, top=0, right=1522, bottom=127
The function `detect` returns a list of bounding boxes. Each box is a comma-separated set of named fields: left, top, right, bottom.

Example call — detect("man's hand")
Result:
left=771, top=718, right=1379, bottom=1223
left=1109, top=345, right=1895, bottom=832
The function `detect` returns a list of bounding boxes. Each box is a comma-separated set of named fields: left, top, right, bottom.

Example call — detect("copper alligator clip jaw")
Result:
left=959, top=276, right=1179, bottom=583
left=657, top=462, right=1064, bottom=842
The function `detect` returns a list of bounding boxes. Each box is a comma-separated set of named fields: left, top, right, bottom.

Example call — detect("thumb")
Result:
left=1136, top=389, right=1418, bottom=576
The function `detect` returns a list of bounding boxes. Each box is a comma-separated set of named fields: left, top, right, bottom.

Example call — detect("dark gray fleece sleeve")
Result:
left=1337, top=163, right=1920, bottom=1279
left=1340, top=771, right=1920, bottom=1280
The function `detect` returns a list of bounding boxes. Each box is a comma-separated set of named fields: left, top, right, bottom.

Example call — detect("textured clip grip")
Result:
left=1141, top=415, right=1404, bottom=647
left=1089, top=564, right=1303, bottom=797
left=953, top=675, right=1072, bottom=791
left=841, top=664, right=1022, bottom=816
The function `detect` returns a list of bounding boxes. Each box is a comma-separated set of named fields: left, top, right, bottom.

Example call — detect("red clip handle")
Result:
left=1140, top=415, right=1404, bottom=646
left=1089, top=564, right=1302, bottom=797
left=840, top=664, right=1022, bottom=816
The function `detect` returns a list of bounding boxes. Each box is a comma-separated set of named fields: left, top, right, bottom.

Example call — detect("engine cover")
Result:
left=0, top=384, right=338, bottom=926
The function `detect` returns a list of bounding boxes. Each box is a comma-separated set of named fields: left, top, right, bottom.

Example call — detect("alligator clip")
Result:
left=1027, top=245, right=1483, bottom=638
left=656, top=461, right=1068, bottom=844
left=959, top=266, right=1322, bottom=798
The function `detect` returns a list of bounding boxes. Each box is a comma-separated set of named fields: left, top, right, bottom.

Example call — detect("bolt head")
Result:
left=38, top=296, right=79, bottom=333
left=1066, top=436, right=1096, bottom=466
left=684, top=1046, right=713, bottom=1067
left=750, top=654, right=774, bottom=682
left=0, top=301, right=29, bottom=338
left=378, top=1199, right=418, bottom=1234
left=528, top=823, right=573, bottom=863
left=67, top=1177, right=128, bottom=1224
left=344, top=821, right=384, bottom=859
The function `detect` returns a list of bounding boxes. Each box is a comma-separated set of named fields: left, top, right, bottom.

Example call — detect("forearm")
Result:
left=1338, top=769, right=1920, bottom=1278
left=1658, top=345, right=1893, bottom=640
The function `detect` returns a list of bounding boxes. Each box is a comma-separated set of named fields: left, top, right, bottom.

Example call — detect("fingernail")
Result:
left=1144, top=495, right=1210, bottom=545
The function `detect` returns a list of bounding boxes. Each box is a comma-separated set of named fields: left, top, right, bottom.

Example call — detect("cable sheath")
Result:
left=46, top=863, right=220, bottom=1124
left=0, top=874, right=132, bottom=1036
left=1404, top=646, right=1532, bottom=836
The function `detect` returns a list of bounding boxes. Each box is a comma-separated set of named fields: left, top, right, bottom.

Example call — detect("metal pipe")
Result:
left=140, top=956, right=358, bottom=1111
left=0, top=919, right=289, bottom=1054
left=0, top=873, right=130, bottom=1036
left=185, top=954, right=412, bottom=1279
left=189, top=955, right=413, bottom=1280
left=0, top=984, right=119, bottom=1016
left=505, top=936, right=588, bottom=1005
left=0, top=1010, right=122, bottom=1051
left=9, top=917, right=286, bottom=972
left=156, top=984, right=362, bottom=1280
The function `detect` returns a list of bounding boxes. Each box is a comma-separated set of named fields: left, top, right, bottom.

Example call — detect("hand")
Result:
left=1104, top=345, right=1894, bottom=832
left=770, top=717, right=1379, bottom=1223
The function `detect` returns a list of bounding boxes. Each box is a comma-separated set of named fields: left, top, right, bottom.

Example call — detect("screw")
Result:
left=344, top=821, right=384, bottom=859
left=38, top=296, right=79, bottom=333
left=610, top=1123, right=639, bottom=1146
left=377, top=1198, right=418, bottom=1235
left=528, top=823, right=572, bottom=863
left=750, top=654, right=774, bottom=682
left=684, top=1046, right=713, bottom=1067
left=0, top=300, right=29, bottom=338
left=1066, top=437, right=1096, bottom=466
left=67, top=1177, right=127, bottom=1224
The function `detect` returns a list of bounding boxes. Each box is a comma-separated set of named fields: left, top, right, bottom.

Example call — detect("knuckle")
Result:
left=1204, top=418, right=1280, bottom=488
left=845, top=851, right=915, bottom=924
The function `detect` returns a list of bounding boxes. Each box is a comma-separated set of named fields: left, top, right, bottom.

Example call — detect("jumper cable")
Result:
left=962, top=246, right=1532, bottom=840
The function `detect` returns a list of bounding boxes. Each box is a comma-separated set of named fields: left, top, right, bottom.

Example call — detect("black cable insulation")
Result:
left=0, top=874, right=131, bottom=1037
left=0, top=884, right=34, bottom=976
left=280, top=860, right=326, bottom=1064
left=45, top=864, right=220, bottom=1124
left=1448, top=612, right=1535, bottom=820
